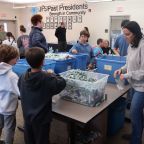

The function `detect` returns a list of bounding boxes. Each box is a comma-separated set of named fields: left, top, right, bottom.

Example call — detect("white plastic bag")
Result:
left=115, top=75, right=125, bottom=90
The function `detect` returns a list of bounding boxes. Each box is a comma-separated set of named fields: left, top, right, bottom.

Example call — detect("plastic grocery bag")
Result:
left=115, top=75, right=125, bottom=90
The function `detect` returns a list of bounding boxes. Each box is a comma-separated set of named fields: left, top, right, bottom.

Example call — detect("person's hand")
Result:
left=113, top=49, right=120, bottom=56
left=71, top=49, right=78, bottom=54
left=114, top=69, right=122, bottom=78
left=88, top=63, right=94, bottom=70
left=120, top=74, right=125, bottom=80
left=47, top=69, right=54, bottom=74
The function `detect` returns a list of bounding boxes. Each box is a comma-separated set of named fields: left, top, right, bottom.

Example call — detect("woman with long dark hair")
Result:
left=114, top=21, right=144, bottom=144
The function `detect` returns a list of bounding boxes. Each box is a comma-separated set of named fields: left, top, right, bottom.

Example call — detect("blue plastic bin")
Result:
left=107, top=97, right=126, bottom=136
left=45, top=52, right=77, bottom=73
left=71, top=53, right=88, bottom=70
left=54, top=58, right=76, bottom=73
left=96, top=55, right=126, bottom=83
left=43, top=59, right=56, bottom=71
left=13, top=59, right=56, bottom=77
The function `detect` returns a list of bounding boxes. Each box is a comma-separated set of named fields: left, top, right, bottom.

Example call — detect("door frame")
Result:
left=0, top=19, right=18, bottom=39
left=109, top=15, right=130, bottom=47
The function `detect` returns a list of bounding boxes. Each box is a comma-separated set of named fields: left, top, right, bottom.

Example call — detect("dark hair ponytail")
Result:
left=6, top=32, right=15, bottom=42
left=20, top=25, right=26, bottom=33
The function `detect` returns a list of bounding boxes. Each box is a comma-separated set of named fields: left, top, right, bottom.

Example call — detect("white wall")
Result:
left=0, top=2, right=21, bottom=38
left=87, top=0, right=144, bottom=45
left=1, top=0, right=144, bottom=45
left=0, top=2, right=18, bottom=20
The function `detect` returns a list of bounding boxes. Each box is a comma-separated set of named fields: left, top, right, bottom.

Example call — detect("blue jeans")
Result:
left=0, top=114, right=16, bottom=144
left=130, top=90, right=144, bottom=144
left=126, top=88, right=134, bottom=109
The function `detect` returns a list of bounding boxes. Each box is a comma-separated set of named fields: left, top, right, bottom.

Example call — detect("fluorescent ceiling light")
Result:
left=86, top=0, right=113, bottom=2
left=0, top=0, right=48, bottom=4
left=13, top=6, right=26, bottom=9
left=1, top=0, right=83, bottom=4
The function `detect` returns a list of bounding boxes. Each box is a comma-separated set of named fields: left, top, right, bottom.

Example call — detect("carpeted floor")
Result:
left=1, top=102, right=143, bottom=144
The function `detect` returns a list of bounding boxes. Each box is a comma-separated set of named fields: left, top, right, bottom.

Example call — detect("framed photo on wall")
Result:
left=50, top=23, right=54, bottom=29
left=62, top=16, right=67, bottom=23
left=72, top=16, right=77, bottom=23
left=43, top=23, right=46, bottom=29
left=68, top=23, right=72, bottom=30
left=46, top=23, right=50, bottom=29
left=58, top=16, right=63, bottom=23
left=46, top=17, right=50, bottom=22
left=77, top=15, right=82, bottom=23
left=65, top=23, right=67, bottom=29
left=50, top=17, right=54, bottom=23
left=54, top=17, right=58, bottom=22
left=54, top=22, right=58, bottom=28
left=68, top=16, right=72, bottom=22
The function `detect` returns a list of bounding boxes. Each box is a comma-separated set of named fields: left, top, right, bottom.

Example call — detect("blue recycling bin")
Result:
left=13, top=59, right=56, bottom=77
left=71, top=53, right=88, bottom=70
left=107, top=97, right=126, bottom=136
left=96, top=55, right=126, bottom=83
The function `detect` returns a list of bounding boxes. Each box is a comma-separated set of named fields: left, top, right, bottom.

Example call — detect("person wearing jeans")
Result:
left=114, top=21, right=144, bottom=144
left=130, top=91, right=144, bottom=144
left=0, top=45, right=20, bottom=144
left=0, top=115, right=16, bottom=144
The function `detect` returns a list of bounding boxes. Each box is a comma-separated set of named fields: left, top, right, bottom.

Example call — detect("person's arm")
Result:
left=17, top=75, right=23, bottom=97
left=17, top=37, right=22, bottom=48
left=31, top=32, right=48, bottom=53
left=113, top=37, right=120, bottom=55
left=47, top=74, right=66, bottom=95
left=123, top=46, right=144, bottom=81
left=114, top=52, right=128, bottom=78
left=69, top=44, right=78, bottom=54
left=113, top=49, right=120, bottom=55
left=93, top=47, right=103, bottom=57
left=109, top=47, right=115, bottom=55
left=121, top=64, right=127, bottom=74
left=11, top=75, right=20, bottom=97
left=88, top=46, right=95, bottom=69
left=55, top=27, right=59, bottom=38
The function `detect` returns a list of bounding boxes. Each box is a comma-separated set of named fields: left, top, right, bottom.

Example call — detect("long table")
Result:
left=52, top=83, right=130, bottom=144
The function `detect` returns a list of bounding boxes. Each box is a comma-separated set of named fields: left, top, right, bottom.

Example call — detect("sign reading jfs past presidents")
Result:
left=39, top=3, right=89, bottom=30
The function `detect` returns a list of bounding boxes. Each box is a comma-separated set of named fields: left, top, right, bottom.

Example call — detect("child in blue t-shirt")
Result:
left=69, top=30, right=94, bottom=69
left=93, top=38, right=103, bottom=58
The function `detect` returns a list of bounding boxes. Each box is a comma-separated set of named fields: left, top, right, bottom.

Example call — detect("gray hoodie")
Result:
left=122, top=38, right=144, bottom=92
left=0, top=62, right=20, bottom=115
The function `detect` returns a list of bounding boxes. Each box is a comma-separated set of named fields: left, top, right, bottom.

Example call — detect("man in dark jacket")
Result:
left=18, top=47, right=66, bottom=144
left=55, top=22, right=67, bottom=52
left=29, top=14, right=48, bottom=53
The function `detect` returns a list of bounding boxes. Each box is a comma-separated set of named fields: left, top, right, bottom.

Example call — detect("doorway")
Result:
left=0, top=20, right=17, bottom=39
left=110, top=16, right=130, bottom=48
